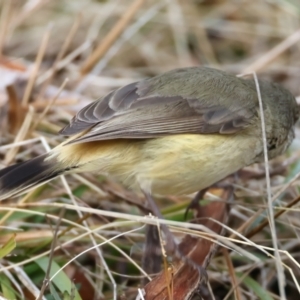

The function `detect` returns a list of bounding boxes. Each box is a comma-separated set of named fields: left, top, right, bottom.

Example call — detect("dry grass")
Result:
left=1, top=0, right=300, bottom=299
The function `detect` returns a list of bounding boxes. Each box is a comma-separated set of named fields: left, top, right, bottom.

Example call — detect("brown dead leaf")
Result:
left=142, top=188, right=233, bottom=300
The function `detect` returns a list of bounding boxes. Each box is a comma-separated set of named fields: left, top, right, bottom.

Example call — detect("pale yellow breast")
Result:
left=134, top=134, right=261, bottom=195
left=54, top=134, right=261, bottom=196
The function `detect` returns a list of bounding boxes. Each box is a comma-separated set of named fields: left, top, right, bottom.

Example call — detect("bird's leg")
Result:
left=141, top=223, right=163, bottom=284
left=184, top=188, right=209, bottom=220
left=185, top=176, right=236, bottom=220
left=142, top=191, right=208, bottom=283
left=143, top=191, right=176, bottom=255
left=141, top=191, right=174, bottom=282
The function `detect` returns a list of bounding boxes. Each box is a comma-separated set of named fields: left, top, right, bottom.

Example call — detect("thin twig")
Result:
left=223, top=248, right=242, bottom=300
left=253, top=72, right=286, bottom=300
left=36, top=208, right=66, bottom=300
left=80, top=0, right=145, bottom=75
left=37, top=13, right=81, bottom=90
left=246, top=195, right=300, bottom=239
left=0, top=0, right=11, bottom=58
left=4, top=105, right=35, bottom=165
left=31, top=78, right=69, bottom=131
left=59, top=176, right=118, bottom=300
left=243, top=28, right=300, bottom=73
left=22, top=24, right=52, bottom=107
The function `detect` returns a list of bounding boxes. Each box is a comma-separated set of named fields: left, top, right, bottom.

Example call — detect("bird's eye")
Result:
left=268, top=144, right=277, bottom=151
left=267, top=138, right=278, bottom=151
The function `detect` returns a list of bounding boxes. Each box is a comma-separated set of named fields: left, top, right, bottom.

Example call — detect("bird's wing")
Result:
left=59, top=68, right=258, bottom=144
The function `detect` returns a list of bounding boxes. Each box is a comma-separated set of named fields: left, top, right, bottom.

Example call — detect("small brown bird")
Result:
left=0, top=67, right=298, bottom=201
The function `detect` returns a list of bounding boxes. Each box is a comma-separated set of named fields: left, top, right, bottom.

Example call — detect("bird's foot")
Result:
left=142, top=190, right=208, bottom=283
left=184, top=188, right=208, bottom=220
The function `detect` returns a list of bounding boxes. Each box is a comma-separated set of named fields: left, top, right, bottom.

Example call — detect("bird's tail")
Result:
left=0, top=153, right=66, bottom=201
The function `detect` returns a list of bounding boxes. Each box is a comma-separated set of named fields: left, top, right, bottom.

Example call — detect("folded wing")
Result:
left=59, top=67, right=258, bottom=144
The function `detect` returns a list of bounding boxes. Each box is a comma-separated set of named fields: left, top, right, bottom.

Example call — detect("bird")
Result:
left=0, top=66, right=298, bottom=203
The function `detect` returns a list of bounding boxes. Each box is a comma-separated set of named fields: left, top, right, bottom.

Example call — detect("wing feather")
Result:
left=59, top=67, right=258, bottom=143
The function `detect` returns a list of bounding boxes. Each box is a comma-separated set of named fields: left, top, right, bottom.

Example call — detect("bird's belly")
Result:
left=134, top=134, right=259, bottom=195
left=74, top=134, right=261, bottom=196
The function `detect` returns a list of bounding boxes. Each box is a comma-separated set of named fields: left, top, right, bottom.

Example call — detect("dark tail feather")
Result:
left=0, top=153, right=63, bottom=201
